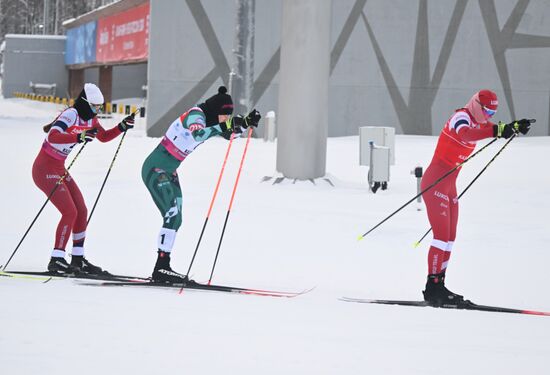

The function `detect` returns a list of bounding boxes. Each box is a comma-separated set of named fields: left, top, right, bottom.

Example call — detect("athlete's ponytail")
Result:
left=43, top=106, right=68, bottom=133
left=43, top=122, right=53, bottom=133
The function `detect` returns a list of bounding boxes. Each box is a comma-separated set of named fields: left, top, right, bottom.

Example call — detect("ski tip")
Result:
left=522, top=309, right=550, bottom=317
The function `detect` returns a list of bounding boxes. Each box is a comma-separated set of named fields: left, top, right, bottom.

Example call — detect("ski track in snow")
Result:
left=0, top=98, right=549, bottom=374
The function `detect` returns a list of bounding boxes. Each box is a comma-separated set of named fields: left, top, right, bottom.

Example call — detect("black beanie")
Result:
left=73, top=89, right=96, bottom=121
left=198, top=86, right=234, bottom=126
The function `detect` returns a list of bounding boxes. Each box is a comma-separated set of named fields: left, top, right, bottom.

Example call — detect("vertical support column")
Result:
left=69, top=68, right=84, bottom=99
left=43, top=0, right=50, bottom=35
left=276, top=0, right=331, bottom=179
left=54, top=0, right=60, bottom=35
left=99, top=65, right=113, bottom=104
left=232, top=0, right=256, bottom=116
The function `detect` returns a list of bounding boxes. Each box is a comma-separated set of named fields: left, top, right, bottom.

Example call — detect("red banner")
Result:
left=96, top=2, right=149, bottom=63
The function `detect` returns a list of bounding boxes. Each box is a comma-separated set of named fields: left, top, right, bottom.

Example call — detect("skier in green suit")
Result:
left=142, top=86, right=261, bottom=283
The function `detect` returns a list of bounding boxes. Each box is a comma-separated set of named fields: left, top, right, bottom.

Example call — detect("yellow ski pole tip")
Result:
left=357, top=235, right=364, bottom=241
left=413, top=241, right=420, bottom=248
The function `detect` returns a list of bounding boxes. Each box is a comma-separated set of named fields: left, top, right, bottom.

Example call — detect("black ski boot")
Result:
left=70, top=255, right=106, bottom=275
left=152, top=251, right=190, bottom=284
left=47, top=257, right=76, bottom=275
left=423, top=273, right=469, bottom=307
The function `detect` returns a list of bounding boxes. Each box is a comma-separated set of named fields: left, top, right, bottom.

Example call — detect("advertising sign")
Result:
left=96, top=2, right=150, bottom=63
left=65, top=21, right=97, bottom=65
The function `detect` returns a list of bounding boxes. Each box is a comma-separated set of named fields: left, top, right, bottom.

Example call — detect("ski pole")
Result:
left=413, top=120, right=534, bottom=247
left=357, top=137, right=499, bottom=241
left=207, top=127, right=253, bottom=285
left=2, top=143, right=87, bottom=270
left=87, top=109, right=139, bottom=225
left=185, top=132, right=236, bottom=277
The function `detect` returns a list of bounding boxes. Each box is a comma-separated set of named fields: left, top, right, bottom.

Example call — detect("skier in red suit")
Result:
left=421, top=89, right=532, bottom=306
left=32, top=83, right=134, bottom=274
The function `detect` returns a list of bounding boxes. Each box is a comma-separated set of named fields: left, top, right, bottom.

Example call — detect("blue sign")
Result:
left=65, top=21, right=97, bottom=65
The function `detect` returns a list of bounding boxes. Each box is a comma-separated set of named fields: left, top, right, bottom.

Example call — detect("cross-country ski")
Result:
left=0, top=269, right=150, bottom=282
left=79, top=280, right=313, bottom=298
left=340, top=297, right=550, bottom=317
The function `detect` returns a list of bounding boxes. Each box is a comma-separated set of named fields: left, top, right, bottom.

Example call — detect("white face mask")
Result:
left=83, top=97, right=103, bottom=114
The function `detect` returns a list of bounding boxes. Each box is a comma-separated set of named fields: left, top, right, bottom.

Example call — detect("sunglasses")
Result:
left=482, top=106, right=496, bottom=117
left=476, top=100, right=496, bottom=117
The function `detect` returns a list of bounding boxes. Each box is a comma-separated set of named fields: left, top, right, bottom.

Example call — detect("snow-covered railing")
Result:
left=29, top=82, right=57, bottom=96
left=11, top=92, right=146, bottom=118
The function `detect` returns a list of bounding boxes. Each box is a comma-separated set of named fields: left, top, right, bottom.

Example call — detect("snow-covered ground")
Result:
left=0, top=97, right=549, bottom=374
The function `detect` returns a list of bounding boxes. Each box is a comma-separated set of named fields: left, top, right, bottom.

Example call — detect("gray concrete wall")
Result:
left=82, top=63, right=147, bottom=100
left=147, top=0, right=550, bottom=137
left=147, top=0, right=239, bottom=136
left=1, top=35, right=68, bottom=98
left=112, top=63, right=148, bottom=100
left=1, top=34, right=147, bottom=101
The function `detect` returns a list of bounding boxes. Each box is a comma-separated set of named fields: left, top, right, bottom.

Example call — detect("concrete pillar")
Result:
left=98, top=65, right=113, bottom=104
left=68, top=69, right=84, bottom=98
left=232, top=0, right=255, bottom=116
left=276, top=0, right=331, bottom=179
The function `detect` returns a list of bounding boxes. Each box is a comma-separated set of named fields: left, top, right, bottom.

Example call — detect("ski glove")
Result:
left=512, top=119, right=531, bottom=135
left=230, top=116, right=247, bottom=132
left=225, top=117, right=252, bottom=134
left=221, top=118, right=239, bottom=133
left=219, top=119, right=240, bottom=140
left=76, top=128, right=98, bottom=143
left=231, top=109, right=262, bottom=130
left=493, top=122, right=515, bottom=139
left=243, top=109, right=261, bottom=128
left=118, top=113, right=135, bottom=132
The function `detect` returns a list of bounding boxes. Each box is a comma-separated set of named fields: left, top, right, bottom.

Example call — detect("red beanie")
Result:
left=477, top=89, right=498, bottom=110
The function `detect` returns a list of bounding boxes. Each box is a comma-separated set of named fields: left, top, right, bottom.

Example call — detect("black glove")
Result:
left=243, top=109, right=261, bottom=128
left=76, top=128, right=98, bottom=143
left=493, top=122, right=514, bottom=139
left=118, top=113, right=135, bottom=132
left=219, top=119, right=239, bottom=140
left=512, top=119, right=532, bottom=135
left=231, top=116, right=245, bottom=129
left=223, top=117, right=249, bottom=137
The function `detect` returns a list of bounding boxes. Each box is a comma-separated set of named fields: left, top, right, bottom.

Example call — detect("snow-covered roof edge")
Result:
left=5, top=34, right=67, bottom=40
left=63, top=0, right=148, bottom=29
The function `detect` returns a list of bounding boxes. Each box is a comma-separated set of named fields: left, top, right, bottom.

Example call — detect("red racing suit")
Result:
left=32, top=108, right=122, bottom=255
left=421, top=109, right=494, bottom=275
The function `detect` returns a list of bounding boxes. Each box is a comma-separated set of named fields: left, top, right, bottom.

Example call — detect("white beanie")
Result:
left=84, top=83, right=104, bottom=105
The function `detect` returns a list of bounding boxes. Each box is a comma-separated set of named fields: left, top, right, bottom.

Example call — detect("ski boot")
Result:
left=70, top=255, right=106, bottom=275
left=152, top=251, right=192, bottom=284
left=423, top=273, right=469, bottom=307
left=47, top=257, right=76, bottom=275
